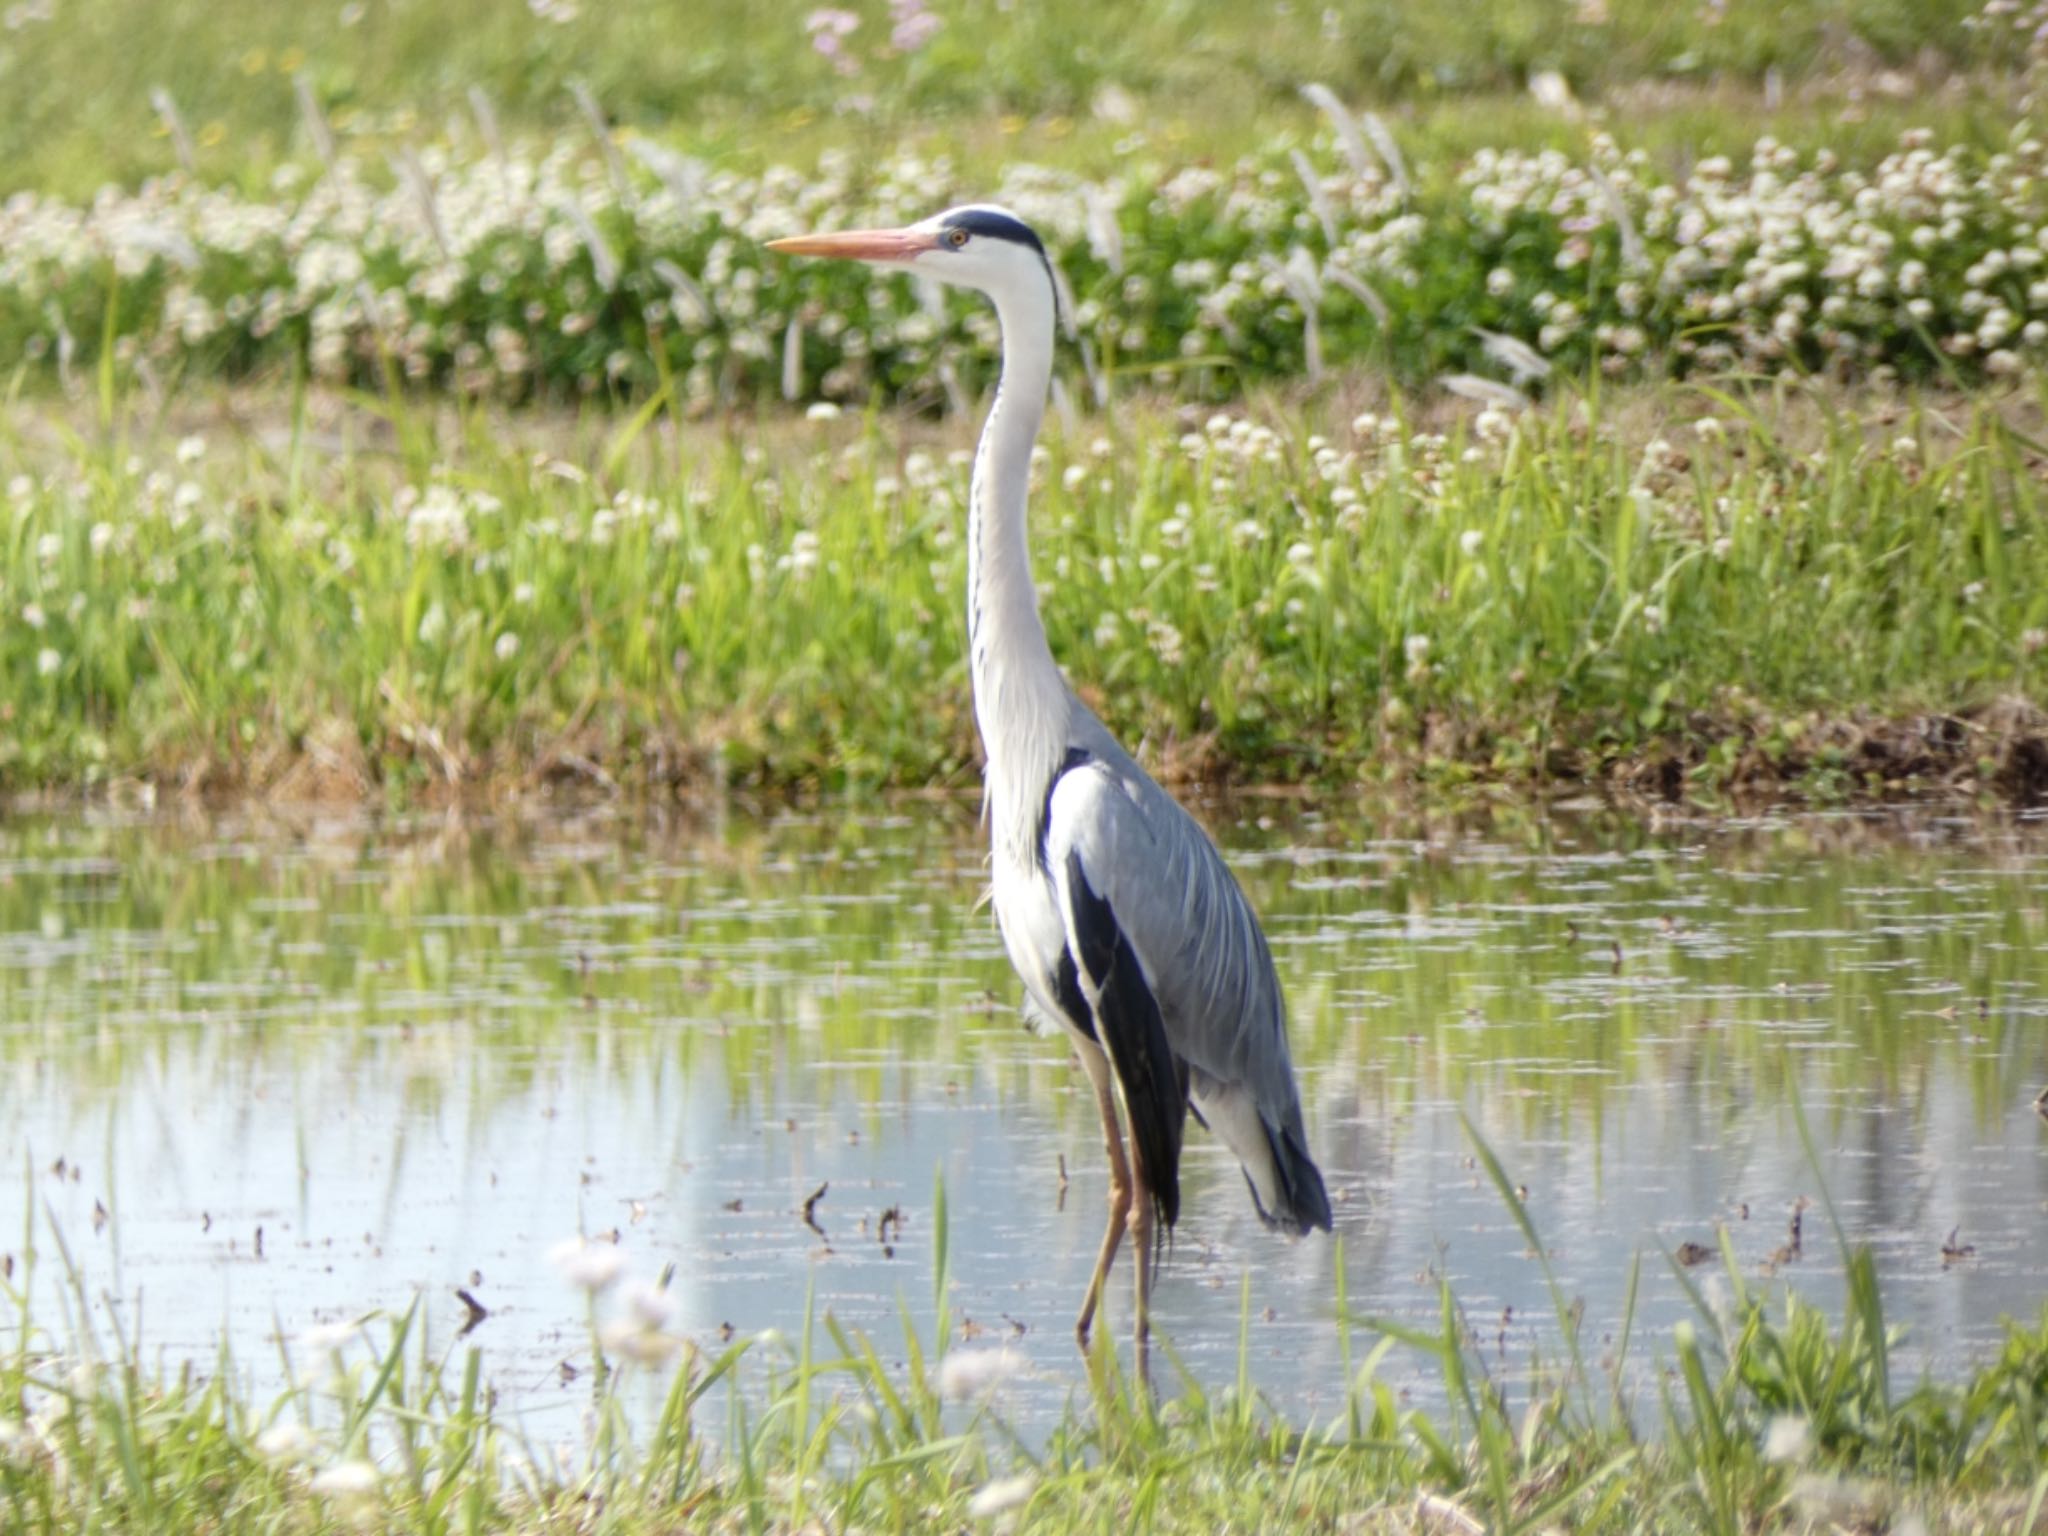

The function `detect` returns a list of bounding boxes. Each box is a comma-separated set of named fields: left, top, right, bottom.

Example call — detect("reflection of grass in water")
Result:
left=3, top=811, right=2045, bottom=1143
left=5, top=1131, right=2047, bottom=1532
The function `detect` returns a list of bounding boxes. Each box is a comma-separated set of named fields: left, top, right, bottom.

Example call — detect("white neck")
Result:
left=966, top=275, right=1069, bottom=864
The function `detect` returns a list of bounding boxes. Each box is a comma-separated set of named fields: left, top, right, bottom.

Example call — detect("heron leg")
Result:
left=1074, top=1047, right=1133, bottom=1346
left=1128, top=1156, right=1154, bottom=1375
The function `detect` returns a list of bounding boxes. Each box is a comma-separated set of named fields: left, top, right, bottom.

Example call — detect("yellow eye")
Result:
left=946, top=228, right=970, bottom=248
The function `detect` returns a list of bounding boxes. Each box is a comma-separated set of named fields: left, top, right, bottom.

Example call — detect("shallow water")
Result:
left=3, top=801, right=2046, bottom=1432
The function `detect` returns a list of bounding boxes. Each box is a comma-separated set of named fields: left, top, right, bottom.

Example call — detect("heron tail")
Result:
left=1266, top=1122, right=1333, bottom=1235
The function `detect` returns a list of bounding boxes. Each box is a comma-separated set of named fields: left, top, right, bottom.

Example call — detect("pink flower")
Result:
left=889, top=0, right=941, bottom=51
left=806, top=8, right=862, bottom=73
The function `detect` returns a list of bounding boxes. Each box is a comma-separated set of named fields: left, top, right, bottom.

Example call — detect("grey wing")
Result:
left=1044, top=759, right=1331, bottom=1233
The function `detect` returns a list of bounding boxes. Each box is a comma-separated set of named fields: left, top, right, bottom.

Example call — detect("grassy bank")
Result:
left=5, top=1131, right=2047, bottom=1534
left=2, top=378, right=2043, bottom=804
left=0, top=0, right=2004, bottom=196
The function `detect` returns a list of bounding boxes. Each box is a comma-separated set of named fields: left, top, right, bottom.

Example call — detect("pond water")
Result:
left=3, top=801, right=2046, bottom=1435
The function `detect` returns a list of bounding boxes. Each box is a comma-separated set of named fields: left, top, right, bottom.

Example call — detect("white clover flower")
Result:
left=599, top=1317, right=682, bottom=1366
left=310, top=1459, right=379, bottom=1499
left=1061, top=464, right=1087, bottom=493
left=623, top=1281, right=677, bottom=1330
left=1642, top=604, right=1665, bottom=634
left=255, top=1421, right=319, bottom=1463
left=968, top=1472, right=1037, bottom=1519
left=549, top=1236, right=626, bottom=1293
left=805, top=401, right=842, bottom=421
left=933, top=1346, right=1026, bottom=1402
left=1285, top=540, right=1315, bottom=567
left=1459, top=529, right=1484, bottom=557
left=1148, top=619, right=1184, bottom=666
left=36, top=648, right=60, bottom=677
left=786, top=529, right=821, bottom=576
left=175, top=434, right=207, bottom=466
left=1763, top=1415, right=1812, bottom=1464
left=22, top=602, right=46, bottom=631
left=1403, top=634, right=1431, bottom=665
left=494, top=632, right=521, bottom=662
left=89, top=522, right=114, bottom=555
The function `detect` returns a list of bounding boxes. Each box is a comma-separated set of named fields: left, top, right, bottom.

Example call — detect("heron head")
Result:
left=767, top=204, right=1055, bottom=310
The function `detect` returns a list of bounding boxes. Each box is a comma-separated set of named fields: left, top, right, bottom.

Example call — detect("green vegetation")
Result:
left=3, top=381, right=2043, bottom=801
left=5, top=1133, right=2047, bottom=1534
left=3, top=2, right=2045, bottom=1530
left=8, top=96, right=2048, bottom=406
left=0, top=0, right=2006, bottom=195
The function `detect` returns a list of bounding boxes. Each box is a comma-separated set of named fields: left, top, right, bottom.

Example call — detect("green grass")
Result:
left=0, top=0, right=2006, bottom=196
left=5, top=1130, right=2046, bottom=1533
left=2, top=375, right=2043, bottom=802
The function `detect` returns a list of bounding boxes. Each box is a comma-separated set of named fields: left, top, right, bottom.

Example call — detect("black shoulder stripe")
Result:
left=1064, top=849, right=1186, bottom=1230
left=1035, top=746, right=1093, bottom=872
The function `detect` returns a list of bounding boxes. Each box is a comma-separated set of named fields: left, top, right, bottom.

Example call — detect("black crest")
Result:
left=939, top=206, right=1047, bottom=254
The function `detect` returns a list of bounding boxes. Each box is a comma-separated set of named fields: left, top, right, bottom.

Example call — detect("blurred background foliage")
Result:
left=0, top=0, right=2005, bottom=194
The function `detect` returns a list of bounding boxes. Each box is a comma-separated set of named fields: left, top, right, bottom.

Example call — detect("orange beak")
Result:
left=765, top=227, right=939, bottom=263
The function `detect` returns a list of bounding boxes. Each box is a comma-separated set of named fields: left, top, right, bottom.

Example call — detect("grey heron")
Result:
left=768, top=206, right=1332, bottom=1358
